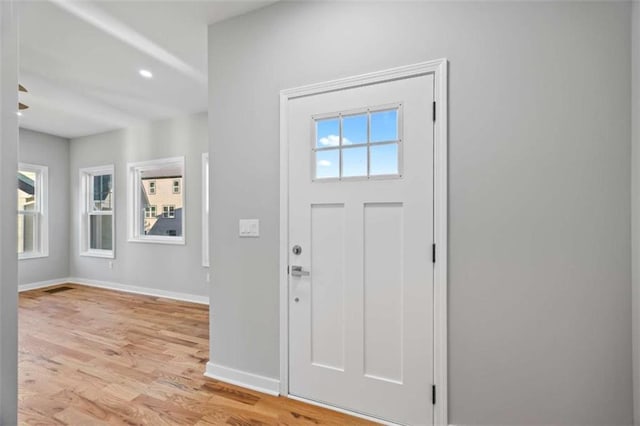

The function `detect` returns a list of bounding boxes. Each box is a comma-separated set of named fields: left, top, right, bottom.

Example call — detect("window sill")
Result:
left=19, top=253, right=49, bottom=261
left=128, top=237, right=185, bottom=246
left=80, top=251, right=115, bottom=259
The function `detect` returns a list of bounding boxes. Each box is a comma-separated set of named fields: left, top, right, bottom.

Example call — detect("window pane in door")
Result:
left=342, top=114, right=367, bottom=145
left=316, top=118, right=340, bottom=148
left=370, top=143, right=399, bottom=176
left=370, top=109, right=398, bottom=143
left=316, top=149, right=339, bottom=179
left=90, top=215, right=113, bottom=250
left=342, top=147, right=367, bottom=178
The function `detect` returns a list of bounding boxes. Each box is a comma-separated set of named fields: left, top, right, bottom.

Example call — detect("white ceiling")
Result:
left=18, top=0, right=274, bottom=139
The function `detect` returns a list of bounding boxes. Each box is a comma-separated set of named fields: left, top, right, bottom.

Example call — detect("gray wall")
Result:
left=70, top=112, right=209, bottom=297
left=633, top=3, right=640, bottom=425
left=18, top=128, right=70, bottom=285
left=208, top=2, right=632, bottom=424
left=0, top=1, right=18, bottom=422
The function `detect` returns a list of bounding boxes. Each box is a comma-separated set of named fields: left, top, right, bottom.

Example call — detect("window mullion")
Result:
left=339, top=114, right=343, bottom=179
left=367, top=109, right=371, bottom=178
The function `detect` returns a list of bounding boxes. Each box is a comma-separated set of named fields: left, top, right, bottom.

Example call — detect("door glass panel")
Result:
left=342, top=114, right=367, bottom=145
left=342, top=147, right=367, bottom=178
left=370, top=109, right=398, bottom=143
left=316, top=118, right=340, bottom=148
left=313, top=106, right=401, bottom=180
left=316, top=150, right=339, bottom=179
left=370, top=144, right=399, bottom=176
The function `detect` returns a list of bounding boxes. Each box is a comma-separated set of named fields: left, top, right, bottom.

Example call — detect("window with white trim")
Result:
left=128, top=157, right=185, bottom=244
left=145, top=205, right=157, bottom=218
left=313, top=104, right=402, bottom=180
left=17, top=163, right=48, bottom=259
left=80, top=165, right=114, bottom=258
left=163, top=205, right=176, bottom=218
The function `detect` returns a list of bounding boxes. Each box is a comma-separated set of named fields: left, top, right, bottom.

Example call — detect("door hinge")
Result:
left=432, top=101, right=436, bottom=122
left=287, top=265, right=290, bottom=275
left=432, top=384, right=436, bottom=405
left=432, top=243, right=436, bottom=263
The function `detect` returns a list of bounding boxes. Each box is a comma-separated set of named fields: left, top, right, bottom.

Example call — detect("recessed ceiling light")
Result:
left=17, top=111, right=23, bottom=117
left=139, top=69, right=153, bottom=79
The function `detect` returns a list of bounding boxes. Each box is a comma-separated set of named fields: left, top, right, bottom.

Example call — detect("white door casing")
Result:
left=280, top=60, right=448, bottom=426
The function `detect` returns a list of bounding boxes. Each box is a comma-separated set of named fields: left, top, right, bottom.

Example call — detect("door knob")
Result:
left=290, top=265, right=310, bottom=277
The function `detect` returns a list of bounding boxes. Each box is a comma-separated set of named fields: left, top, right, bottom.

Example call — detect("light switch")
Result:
left=239, top=219, right=260, bottom=237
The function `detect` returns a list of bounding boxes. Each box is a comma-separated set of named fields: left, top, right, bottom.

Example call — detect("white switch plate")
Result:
left=239, top=219, right=260, bottom=237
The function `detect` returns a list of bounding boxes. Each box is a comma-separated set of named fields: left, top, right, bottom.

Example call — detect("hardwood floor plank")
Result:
left=19, top=284, right=376, bottom=425
left=132, top=394, right=202, bottom=424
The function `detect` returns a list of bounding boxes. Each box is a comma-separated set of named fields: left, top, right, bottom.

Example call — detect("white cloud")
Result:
left=318, top=134, right=353, bottom=146
left=318, top=134, right=339, bottom=147
left=318, top=160, right=332, bottom=167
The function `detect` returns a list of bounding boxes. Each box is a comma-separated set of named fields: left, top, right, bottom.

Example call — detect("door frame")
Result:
left=279, top=59, right=449, bottom=426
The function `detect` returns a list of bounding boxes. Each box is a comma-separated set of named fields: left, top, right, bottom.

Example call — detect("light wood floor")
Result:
left=19, top=284, right=374, bottom=425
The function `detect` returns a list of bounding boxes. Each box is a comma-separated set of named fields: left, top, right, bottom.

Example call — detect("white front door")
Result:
left=287, top=73, right=435, bottom=425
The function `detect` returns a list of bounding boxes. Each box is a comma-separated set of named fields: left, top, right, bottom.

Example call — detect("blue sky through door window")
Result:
left=314, top=106, right=401, bottom=180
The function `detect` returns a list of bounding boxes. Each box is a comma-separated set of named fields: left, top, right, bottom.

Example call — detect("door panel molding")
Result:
left=279, top=58, right=448, bottom=426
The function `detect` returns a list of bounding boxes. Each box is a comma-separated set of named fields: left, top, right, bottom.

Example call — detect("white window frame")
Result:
left=127, top=156, right=185, bottom=245
left=149, top=180, right=156, bottom=194
left=18, top=163, right=49, bottom=260
left=79, top=165, right=115, bottom=259
left=172, top=179, right=180, bottom=194
left=202, top=153, right=209, bottom=267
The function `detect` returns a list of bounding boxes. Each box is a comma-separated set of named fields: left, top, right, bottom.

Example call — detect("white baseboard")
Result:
left=204, top=362, right=280, bottom=396
left=18, top=278, right=70, bottom=292
left=20, top=276, right=209, bottom=305
left=68, top=277, right=209, bottom=305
